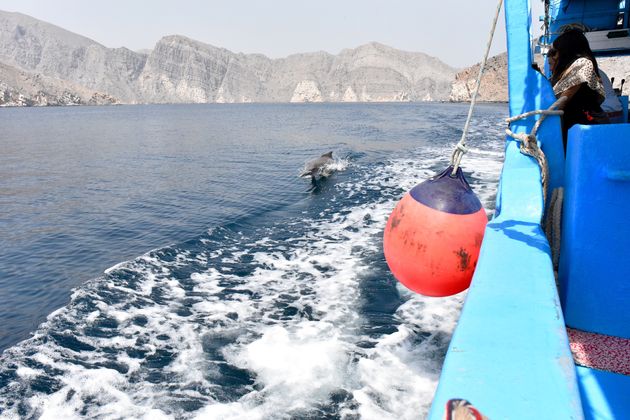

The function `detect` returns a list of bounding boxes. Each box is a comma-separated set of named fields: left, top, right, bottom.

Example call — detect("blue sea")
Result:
left=0, top=103, right=505, bottom=419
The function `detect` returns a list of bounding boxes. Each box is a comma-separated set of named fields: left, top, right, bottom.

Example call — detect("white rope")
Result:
left=544, top=187, right=563, bottom=271
left=505, top=96, right=566, bottom=207
left=451, top=0, right=504, bottom=175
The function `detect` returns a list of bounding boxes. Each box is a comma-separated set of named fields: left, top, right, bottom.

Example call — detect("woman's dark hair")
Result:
left=550, top=29, right=600, bottom=85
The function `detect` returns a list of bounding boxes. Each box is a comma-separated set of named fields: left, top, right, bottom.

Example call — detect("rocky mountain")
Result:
left=0, top=61, right=117, bottom=106
left=597, top=56, right=630, bottom=94
left=0, top=10, right=457, bottom=106
left=449, top=53, right=508, bottom=102
left=0, top=11, right=145, bottom=103
left=449, top=52, right=630, bottom=102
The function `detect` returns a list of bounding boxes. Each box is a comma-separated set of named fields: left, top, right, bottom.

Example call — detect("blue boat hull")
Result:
left=429, top=0, right=630, bottom=418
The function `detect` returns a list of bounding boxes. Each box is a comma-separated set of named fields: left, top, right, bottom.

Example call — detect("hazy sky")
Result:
left=2, top=0, right=545, bottom=68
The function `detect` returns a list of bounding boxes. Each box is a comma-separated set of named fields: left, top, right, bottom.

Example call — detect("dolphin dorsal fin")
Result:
left=321, top=151, right=333, bottom=158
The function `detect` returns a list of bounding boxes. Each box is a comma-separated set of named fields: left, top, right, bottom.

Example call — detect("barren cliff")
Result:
left=449, top=52, right=629, bottom=102
left=5, top=10, right=626, bottom=107
left=0, top=11, right=457, bottom=106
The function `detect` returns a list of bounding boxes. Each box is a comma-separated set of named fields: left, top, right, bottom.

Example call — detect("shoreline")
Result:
left=0, top=100, right=509, bottom=109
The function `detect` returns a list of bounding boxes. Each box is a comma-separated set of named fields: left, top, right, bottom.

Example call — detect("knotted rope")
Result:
left=505, top=96, right=566, bottom=205
left=505, top=97, right=567, bottom=270
left=446, top=0, right=565, bottom=267
left=450, top=0, right=504, bottom=175
left=545, top=187, right=564, bottom=271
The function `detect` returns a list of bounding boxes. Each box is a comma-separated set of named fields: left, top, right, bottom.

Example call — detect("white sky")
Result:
left=1, top=0, right=545, bottom=68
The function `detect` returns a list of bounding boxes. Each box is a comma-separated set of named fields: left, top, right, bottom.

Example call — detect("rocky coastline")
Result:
left=1, top=10, right=628, bottom=108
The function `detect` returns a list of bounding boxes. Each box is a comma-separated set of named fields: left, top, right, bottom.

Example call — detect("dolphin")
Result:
left=299, top=151, right=334, bottom=179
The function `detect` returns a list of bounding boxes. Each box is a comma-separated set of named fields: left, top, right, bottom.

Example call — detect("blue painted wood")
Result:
left=506, top=0, right=565, bottom=197
left=576, top=366, right=630, bottom=420
left=621, top=96, right=629, bottom=123
left=429, top=142, right=583, bottom=420
left=550, top=0, right=628, bottom=34
left=560, top=124, right=630, bottom=339
left=428, top=0, right=582, bottom=418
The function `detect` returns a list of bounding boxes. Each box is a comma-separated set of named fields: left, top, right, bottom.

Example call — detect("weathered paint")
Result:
left=384, top=192, right=486, bottom=297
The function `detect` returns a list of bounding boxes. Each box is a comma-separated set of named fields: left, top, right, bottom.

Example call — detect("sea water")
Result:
left=0, top=103, right=506, bottom=419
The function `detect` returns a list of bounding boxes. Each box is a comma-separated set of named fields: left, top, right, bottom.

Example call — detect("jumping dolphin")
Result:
left=299, top=151, right=334, bottom=179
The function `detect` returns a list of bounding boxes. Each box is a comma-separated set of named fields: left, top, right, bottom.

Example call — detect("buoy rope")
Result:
left=505, top=98, right=567, bottom=271
left=450, top=0, right=504, bottom=176
left=544, top=187, right=563, bottom=271
left=505, top=96, right=566, bottom=205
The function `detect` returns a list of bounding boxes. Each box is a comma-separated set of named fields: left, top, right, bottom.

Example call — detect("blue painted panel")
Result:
left=428, top=141, right=583, bottom=420
left=428, top=0, right=582, bottom=417
left=506, top=0, right=565, bottom=194
left=550, top=0, right=628, bottom=33
left=576, top=366, right=630, bottom=420
left=559, top=123, right=630, bottom=339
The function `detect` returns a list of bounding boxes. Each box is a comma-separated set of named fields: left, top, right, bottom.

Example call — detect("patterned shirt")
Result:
left=553, top=57, right=605, bottom=102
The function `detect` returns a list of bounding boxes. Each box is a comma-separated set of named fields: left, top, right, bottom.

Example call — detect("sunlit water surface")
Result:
left=0, top=103, right=506, bottom=418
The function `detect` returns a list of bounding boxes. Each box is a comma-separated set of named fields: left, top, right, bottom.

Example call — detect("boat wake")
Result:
left=0, top=134, right=503, bottom=419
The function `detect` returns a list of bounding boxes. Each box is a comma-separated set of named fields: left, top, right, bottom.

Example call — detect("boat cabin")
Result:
left=553, top=0, right=630, bottom=53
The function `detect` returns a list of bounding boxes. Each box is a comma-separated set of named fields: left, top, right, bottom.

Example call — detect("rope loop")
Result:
left=505, top=97, right=566, bottom=208
left=450, top=144, right=468, bottom=176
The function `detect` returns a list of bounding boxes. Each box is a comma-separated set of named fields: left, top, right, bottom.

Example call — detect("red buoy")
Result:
left=383, top=166, right=487, bottom=297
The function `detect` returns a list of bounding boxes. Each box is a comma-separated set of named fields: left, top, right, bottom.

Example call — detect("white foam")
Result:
left=350, top=289, right=467, bottom=418
left=103, top=260, right=128, bottom=275
left=0, top=122, right=505, bottom=419
left=15, top=366, right=40, bottom=378
left=193, top=401, right=265, bottom=420
left=229, top=322, right=351, bottom=410
left=325, top=157, right=350, bottom=173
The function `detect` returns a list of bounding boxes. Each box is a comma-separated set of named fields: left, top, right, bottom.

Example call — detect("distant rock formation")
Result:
left=449, top=53, right=508, bottom=102
left=598, top=56, right=630, bottom=95
left=0, top=10, right=457, bottom=106
left=291, top=80, right=323, bottom=102
left=0, top=61, right=117, bottom=106
left=0, top=11, right=145, bottom=104
left=5, top=10, right=628, bottom=108
left=449, top=52, right=630, bottom=102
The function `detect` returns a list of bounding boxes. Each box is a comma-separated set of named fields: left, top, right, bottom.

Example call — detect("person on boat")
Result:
left=547, top=29, right=608, bottom=150
left=599, top=69, right=624, bottom=122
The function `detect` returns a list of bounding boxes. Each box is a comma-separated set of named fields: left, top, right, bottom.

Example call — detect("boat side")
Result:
left=428, top=0, right=582, bottom=418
